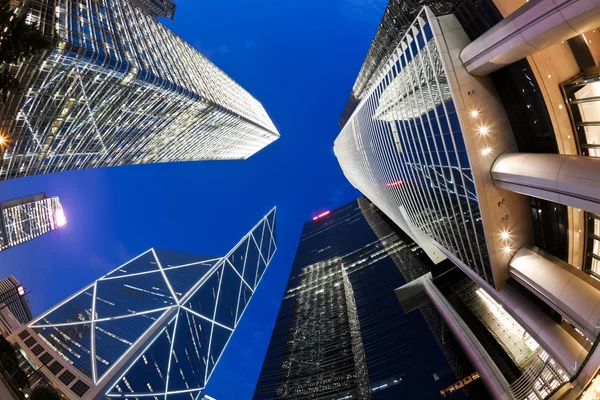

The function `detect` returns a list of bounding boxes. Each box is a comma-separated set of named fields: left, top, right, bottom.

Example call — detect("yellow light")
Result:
left=481, top=147, right=492, bottom=156
left=479, top=126, right=489, bottom=135
left=470, top=109, right=480, bottom=118
left=0, top=136, right=5, bottom=145
left=501, top=231, right=510, bottom=240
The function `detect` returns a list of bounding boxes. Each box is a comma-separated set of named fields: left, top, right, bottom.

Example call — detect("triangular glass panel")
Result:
left=267, top=209, right=276, bottom=240
left=32, top=286, right=94, bottom=325
left=259, top=226, right=271, bottom=263
left=166, top=309, right=211, bottom=392
left=153, top=249, right=219, bottom=268
left=104, top=251, right=160, bottom=279
left=33, top=324, right=93, bottom=379
left=227, top=237, right=249, bottom=276
left=164, top=263, right=214, bottom=301
left=106, top=317, right=176, bottom=395
left=236, top=283, right=253, bottom=325
left=267, top=230, right=276, bottom=264
left=206, top=323, right=232, bottom=382
left=95, top=271, right=176, bottom=319
left=244, top=238, right=260, bottom=290
left=95, top=310, right=167, bottom=379
left=250, top=220, right=266, bottom=255
left=214, top=263, right=241, bottom=329
left=256, top=253, right=268, bottom=288
left=185, top=266, right=221, bottom=319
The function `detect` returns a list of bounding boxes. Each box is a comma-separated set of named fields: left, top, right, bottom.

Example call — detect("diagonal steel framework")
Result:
left=29, top=208, right=276, bottom=398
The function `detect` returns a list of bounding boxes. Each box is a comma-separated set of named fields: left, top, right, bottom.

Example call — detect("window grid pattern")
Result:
left=0, top=195, right=65, bottom=250
left=334, top=8, right=492, bottom=286
left=27, top=208, right=276, bottom=399
left=562, top=73, right=600, bottom=279
left=131, top=0, right=176, bottom=19
left=0, top=0, right=279, bottom=181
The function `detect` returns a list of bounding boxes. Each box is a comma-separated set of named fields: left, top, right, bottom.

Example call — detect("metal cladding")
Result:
left=339, top=0, right=456, bottom=128
left=0, top=0, right=279, bottom=181
left=25, top=208, right=276, bottom=399
left=131, top=0, right=177, bottom=19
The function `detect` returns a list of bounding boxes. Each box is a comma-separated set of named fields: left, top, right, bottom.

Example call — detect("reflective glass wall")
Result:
left=254, top=198, right=470, bottom=399
left=14, top=209, right=276, bottom=399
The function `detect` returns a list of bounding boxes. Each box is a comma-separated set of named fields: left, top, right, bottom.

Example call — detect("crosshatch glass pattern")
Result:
left=27, top=208, right=276, bottom=399
left=0, top=0, right=279, bottom=181
left=334, top=8, right=493, bottom=286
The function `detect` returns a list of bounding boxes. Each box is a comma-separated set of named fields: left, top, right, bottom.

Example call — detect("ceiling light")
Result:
left=501, top=231, right=510, bottom=240
left=479, top=126, right=489, bottom=135
left=470, top=109, right=480, bottom=117
left=504, top=246, right=512, bottom=254
left=481, top=147, right=492, bottom=156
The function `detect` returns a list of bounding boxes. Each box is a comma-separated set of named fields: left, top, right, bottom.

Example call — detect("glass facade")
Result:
left=0, top=276, right=33, bottom=325
left=339, top=0, right=504, bottom=128
left=0, top=0, right=278, bottom=181
left=335, top=8, right=492, bottom=286
left=23, top=208, right=276, bottom=399
left=254, top=198, right=468, bottom=399
left=562, top=72, right=600, bottom=277
left=131, top=0, right=176, bottom=19
left=0, top=193, right=66, bottom=251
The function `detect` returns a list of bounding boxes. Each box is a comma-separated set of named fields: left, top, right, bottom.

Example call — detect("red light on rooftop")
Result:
left=17, top=286, right=24, bottom=296
left=312, top=211, right=330, bottom=221
left=386, top=180, right=403, bottom=187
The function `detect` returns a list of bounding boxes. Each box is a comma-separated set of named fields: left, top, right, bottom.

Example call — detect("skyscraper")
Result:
left=0, top=276, right=33, bottom=326
left=335, top=0, right=600, bottom=398
left=0, top=193, right=66, bottom=251
left=9, top=207, right=277, bottom=399
left=0, top=0, right=278, bottom=181
left=254, top=198, right=480, bottom=399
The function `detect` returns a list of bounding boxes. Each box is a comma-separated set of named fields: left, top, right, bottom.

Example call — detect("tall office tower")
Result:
left=335, top=0, right=600, bottom=398
left=254, top=198, right=485, bottom=399
left=9, top=208, right=277, bottom=399
left=0, top=276, right=33, bottom=326
left=0, top=0, right=278, bottom=181
left=0, top=193, right=66, bottom=251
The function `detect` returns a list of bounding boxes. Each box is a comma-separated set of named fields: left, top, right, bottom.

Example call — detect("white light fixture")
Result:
left=479, top=126, right=489, bottom=135
left=470, top=109, right=480, bottom=118
left=481, top=147, right=492, bottom=156
left=501, top=231, right=510, bottom=240
left=504, top=245, right=512, bottom=254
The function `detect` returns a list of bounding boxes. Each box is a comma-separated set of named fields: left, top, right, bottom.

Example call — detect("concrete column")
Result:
left=396, top=277, right=515, bottom=399
left=461, top=0, right=600, bottom=76
left=510, top=246, right=600, bottom=340
left=491, top=153, right=600, bottom=215
left=423, top=281, right=515, bottom=400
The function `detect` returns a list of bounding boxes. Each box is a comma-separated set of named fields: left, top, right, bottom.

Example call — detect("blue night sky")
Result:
left=0, top=0, right=389, bottom=398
